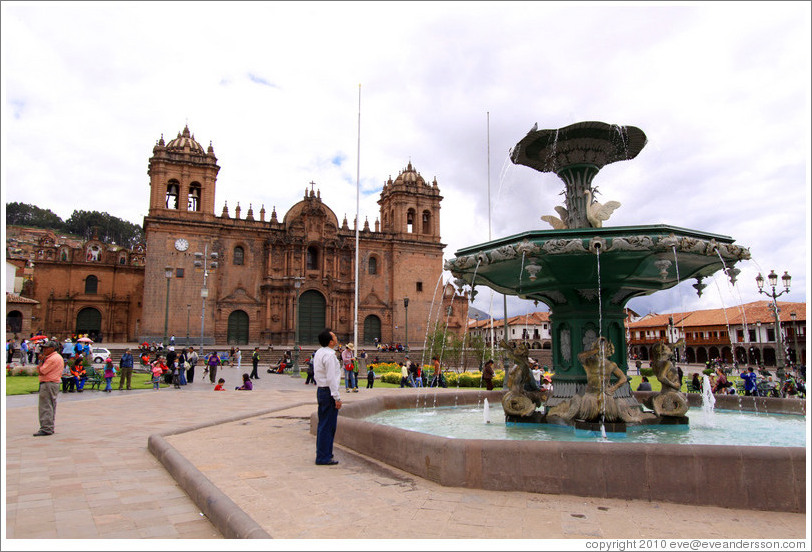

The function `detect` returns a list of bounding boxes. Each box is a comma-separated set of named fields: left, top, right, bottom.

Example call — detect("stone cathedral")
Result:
left=141, top=126, right=466, bottom=346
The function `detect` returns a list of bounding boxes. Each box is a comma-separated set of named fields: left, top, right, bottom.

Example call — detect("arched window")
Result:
left=233, top=246, right=245, bottom=266
left=85, top=275, right=98, bottom=294
left=306, top=246, right=319, bottom=270
left=368, top=256, right=377, bottom=275
left=188, top=182, right=201, bottom=212
left=165, top=180, right=180, bottom=209
left=406, top=208, right=416, bottom=233
left=422, top=210, right=431, bottom=234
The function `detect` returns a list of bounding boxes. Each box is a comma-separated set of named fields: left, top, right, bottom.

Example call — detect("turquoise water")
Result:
left=364, top=404, right=807, bottom=447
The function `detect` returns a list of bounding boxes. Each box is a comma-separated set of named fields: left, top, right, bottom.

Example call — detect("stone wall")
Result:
left=314, top=391, right=806, bottom=513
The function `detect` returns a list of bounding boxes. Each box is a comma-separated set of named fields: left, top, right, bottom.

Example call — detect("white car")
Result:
left=92, top=347, right=112, bottom=364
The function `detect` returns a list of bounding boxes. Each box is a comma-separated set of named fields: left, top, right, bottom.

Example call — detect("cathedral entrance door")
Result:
left=227, top=310, right=249, bottom=344
left=76, top=307, right=102, bottom=340
left=298, top=290, right=326, bottom=345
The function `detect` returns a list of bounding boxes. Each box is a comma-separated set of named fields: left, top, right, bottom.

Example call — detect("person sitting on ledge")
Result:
left=636, top=376, right=652, bottom=392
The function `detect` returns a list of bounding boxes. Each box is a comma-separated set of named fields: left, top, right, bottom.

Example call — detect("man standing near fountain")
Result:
left=314, top=328, right=342, bottom=466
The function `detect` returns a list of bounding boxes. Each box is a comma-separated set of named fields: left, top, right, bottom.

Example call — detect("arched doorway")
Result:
left=363, top=315, right=381, bottom=344
left=298, top=290, right=326, bottom=345
left=7, top=310, right=23, bottom=334
left=227, top=310, right=249, bottom=344
left=76, top=307, right=102, bottom=340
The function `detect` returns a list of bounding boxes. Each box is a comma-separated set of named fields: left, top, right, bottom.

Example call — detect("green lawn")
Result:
left=5, top=373, right=165, bottom=396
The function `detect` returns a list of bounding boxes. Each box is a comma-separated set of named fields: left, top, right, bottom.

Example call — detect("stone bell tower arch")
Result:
left=147, top=125, right=220, bottom=218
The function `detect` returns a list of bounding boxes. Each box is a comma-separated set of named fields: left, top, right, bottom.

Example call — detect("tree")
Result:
left=6, top=202, right=65, bottom=229
left=6, top=203, right=144, bottom=248
left=63, top=210, right=143, bottom=248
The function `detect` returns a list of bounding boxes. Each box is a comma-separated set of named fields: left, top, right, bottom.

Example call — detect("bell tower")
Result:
left=377, top=161, right=442, bottom=242
left=147, top=125, right=220, bottom=218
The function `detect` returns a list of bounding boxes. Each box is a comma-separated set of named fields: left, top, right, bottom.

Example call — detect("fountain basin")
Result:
left=311, top=390, right=806, bottom=513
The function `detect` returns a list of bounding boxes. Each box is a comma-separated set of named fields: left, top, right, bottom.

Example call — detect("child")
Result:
left=172, top=360, right=182, bottom=389
left=366, top=365, right=375, bottom=389
left=214, top=378, right=226, bottom=391
left=151, top=360, right=163, bottom=390
left=236, top=373, right=253, bottom=390
left=103, top=357, right=116, bottom=393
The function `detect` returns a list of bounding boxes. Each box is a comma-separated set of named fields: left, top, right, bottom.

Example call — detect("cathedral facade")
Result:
left=141, top=126, right=465, bottom=346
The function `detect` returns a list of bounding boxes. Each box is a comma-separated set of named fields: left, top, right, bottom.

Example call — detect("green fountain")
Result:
left=445, top=121, right=751, bottom=431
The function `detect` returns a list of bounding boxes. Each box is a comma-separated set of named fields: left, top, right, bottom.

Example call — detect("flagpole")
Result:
left=354, top=84, right=361, bottom=354
left=487, top=111, right=495, bottom=360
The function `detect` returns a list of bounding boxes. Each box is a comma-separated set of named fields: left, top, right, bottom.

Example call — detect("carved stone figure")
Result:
left=645, top=339, right=689, bottom=417
left=547, top=337, right=642, bottom=423
left=500, top=340, right=547, bottom=417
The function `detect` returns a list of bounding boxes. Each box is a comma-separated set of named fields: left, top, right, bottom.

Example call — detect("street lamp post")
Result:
left=790, top=312, right=799, bottom=368
left=292, top=276, right=304, bottom=377
left=756, top=270, right=791, bottom=373
left=195, top=245, right=218, bottom=357
left=186, top=304, right=191, bottom=345
left=403, top=298, right=409, bottom=352
left=163, top=267, right=173, bottom=347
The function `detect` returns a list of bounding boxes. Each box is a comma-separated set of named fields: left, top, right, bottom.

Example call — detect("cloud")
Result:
left=2, top=1, right=809, bottom=321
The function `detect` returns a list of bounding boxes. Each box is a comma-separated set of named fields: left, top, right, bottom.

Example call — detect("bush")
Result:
left=702, top=368, right=714, bottom=376
left=640, top=367, right=654, bottom=377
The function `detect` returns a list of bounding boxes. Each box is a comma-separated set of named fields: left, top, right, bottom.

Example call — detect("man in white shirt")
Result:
left=314, top=328, right=342, bottom=465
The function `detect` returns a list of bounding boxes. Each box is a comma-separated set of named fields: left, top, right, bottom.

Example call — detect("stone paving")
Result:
left=3, top=366, right=809, bottom=544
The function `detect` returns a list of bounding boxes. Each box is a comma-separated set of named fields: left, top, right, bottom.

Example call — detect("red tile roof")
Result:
left=627, top=301, right=805, bottom=329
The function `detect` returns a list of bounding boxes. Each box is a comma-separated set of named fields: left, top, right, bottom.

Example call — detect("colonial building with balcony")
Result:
left=627, top=300, right=806, bottom=367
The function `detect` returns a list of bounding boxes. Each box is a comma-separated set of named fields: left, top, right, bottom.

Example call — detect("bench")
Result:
left=85, top=367, right=104, bottom=390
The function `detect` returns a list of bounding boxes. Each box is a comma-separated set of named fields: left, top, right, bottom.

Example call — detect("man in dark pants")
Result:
left=118, top=349, right=134, bottom=390
left=314, top=328, right=342, bottom=465
left=250, top=347, right=261, bottom=379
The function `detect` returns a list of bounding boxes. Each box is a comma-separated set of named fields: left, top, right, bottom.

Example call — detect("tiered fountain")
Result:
left=312, top=122, right=804, bottom=513
left=445, top=121, right=752, bottom=432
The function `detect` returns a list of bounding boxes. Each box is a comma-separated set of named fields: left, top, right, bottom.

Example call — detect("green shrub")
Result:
left=702, top=368, right=714, bottom=376
left=640, top=367, right=654, bottom=377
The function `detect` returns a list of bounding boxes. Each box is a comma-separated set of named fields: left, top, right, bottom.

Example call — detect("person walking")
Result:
left=34, top=339, right=64, bottom=436
left=304, top=355, right=316, bottom=385
left=103, top=358, right=116, bottom=392
left=207, top=351, right=222, bottom=384
left=177, top=348, right=189, bottom=386
left=342, top=344, right=356, bottom=392
left=234, top=347, right=242, bottom=369
left=366, top=365, right=375, bottom=389
left=186, top=347, right=199, bottom=383
left=118, top=349, right=134, bottom=390
left=250, top=347, right=260, bottom=379
left=314, top=328, right=342, bottom=466
left=430, top=356, right=443, bottom=388
left=482, top=359, right=495, bottom=391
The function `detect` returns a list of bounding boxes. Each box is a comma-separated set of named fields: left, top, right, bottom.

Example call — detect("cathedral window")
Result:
left=368, top=256, right=377, bottom=275
left=233, top=246, right=245, bottom=266
left=166, top=180, right=180, bottom=209
left=85, top=275, right=98, bottom=294
left=306, top=246, right=319, bottom=270
left=416, top=281, right=423, bottom=292
left=188, top=182, right=201, bottom=211
left=407, top=209, right=416, bottom=233
left=422, top=210, right=431, bottom=234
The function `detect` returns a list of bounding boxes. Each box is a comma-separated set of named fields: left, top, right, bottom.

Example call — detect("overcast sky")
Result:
left=2, top=1, right=809, bottom=322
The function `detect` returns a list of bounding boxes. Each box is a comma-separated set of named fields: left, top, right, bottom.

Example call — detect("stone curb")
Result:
left=147, top=401, right=311, bottom=539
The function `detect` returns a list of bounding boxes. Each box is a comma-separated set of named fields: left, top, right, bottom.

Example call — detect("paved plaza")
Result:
left=3, top=363, right=808, bottom=547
